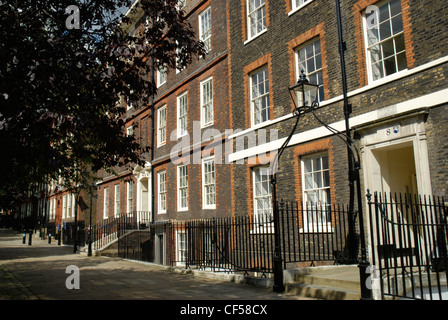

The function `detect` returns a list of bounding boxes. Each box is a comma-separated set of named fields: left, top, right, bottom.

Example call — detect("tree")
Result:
left=0, top=0, right=205, bottom=209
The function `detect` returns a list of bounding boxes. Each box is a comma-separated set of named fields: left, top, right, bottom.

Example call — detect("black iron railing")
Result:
left=114, top=201, right=355, bottom=274
left=367, top=191, right=448, bottom=300
left=91, top=211, right=151, bottom=251
left=278, top=201, right=356, bottom=266
left=117, top=212, right=153, bottom=261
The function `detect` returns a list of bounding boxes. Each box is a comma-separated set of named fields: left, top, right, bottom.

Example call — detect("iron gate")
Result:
left=367, top=191, right=448, bottom=300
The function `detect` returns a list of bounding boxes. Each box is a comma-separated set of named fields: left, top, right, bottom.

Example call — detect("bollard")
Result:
left=28, top=230, right=32, bottom=245
left=48, top=233, right=52, bottom=244
left=22, top=232, right=26, bottom=244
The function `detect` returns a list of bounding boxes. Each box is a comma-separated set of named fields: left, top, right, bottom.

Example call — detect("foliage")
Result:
left=0, top=0, right=205, bottom=208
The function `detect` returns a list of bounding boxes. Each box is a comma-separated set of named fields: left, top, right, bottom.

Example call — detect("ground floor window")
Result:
left=176, top=230, right=187, bottom=266
left=253, top=167, right=272, bottom=220
left=302, top=152, right=331, bottom=231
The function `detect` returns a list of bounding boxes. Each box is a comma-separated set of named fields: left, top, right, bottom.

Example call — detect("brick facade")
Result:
left=228, top=0, right=448, bottom=217
left=96, top=0, right=232, bottom=223
left=32, top=0, right=448, bottom=272
left=51, top=0, right=448, bottom=237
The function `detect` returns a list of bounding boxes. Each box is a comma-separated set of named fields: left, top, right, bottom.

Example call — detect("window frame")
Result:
left=126, top=125, right=133, bottom=136
left=53, top=198, right=57, bottom=220
left=200, top=77, right=214, bottom=128
left=199, top=6, right=212, bottom=53
left=177, top=92, right=188, bottom=139
left=252, top=167, right=273, bottom=219
left=301, top=152, right=333, bottom=233
left=362, top=0, right=407, bottom=83
left=202, top=157, right=216, bottom=210
left=295, top=38, right=325, bottom=104
left=249, top=66, right=270, bottom=127
left=157, top=104, right=167, bottom=147
left=72, top=193, right=76, bottom=218
left=114, top=184, right=120, bottom=218
left=289, top=0, right=314, bottom=16
left=62, top=194, right=67, bottom=219
left=49, top=198, right=54, bottom=220
left=157, top=66, right=167, bottom=88
left=246, top=0, right=267, bottom=41
left=126, top=93, right=134, bottom=110
left=127, top=181, right=133, bottom=215
left=177, top=0, right=186, bottom=11
left=176, top=230, right=187, bottom=266
left=175, top=44, right=186, bottom=74
left=158, top=170, right=167, bottom=214
left=177, top=165, right=189, bottom=211
left=103, top=187, right=109, bottom=219
left=67, top=193, right=72, bottom=218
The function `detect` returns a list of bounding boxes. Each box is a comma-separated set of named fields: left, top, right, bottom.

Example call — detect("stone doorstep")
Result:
left=187, top=264, right=362, bottom=300
left=125, top=259, right=362, bottom=300
left=292, top=265, right=361, bottom=292
left=285, top=282, right=361, bottom=300
left=285, top=265, right=362, bottom=300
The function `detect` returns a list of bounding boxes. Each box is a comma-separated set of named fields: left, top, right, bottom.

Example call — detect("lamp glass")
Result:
left=289, top=70, right=319, bottom=115
left=291, top=81, right=319, bottom=109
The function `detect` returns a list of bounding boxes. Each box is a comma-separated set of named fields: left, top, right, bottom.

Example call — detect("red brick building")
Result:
left=89, top=0, right=448, bottom=277
left=227, top=0, right=448, bottom=220
left=95, top=0, right=232, bottom=262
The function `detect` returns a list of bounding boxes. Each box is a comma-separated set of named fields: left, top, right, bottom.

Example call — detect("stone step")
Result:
left=294, top=266, right=361, bottom=292
left=285, top=282, right=361, bottom=300
left=287, top=265, right=362, bottom=300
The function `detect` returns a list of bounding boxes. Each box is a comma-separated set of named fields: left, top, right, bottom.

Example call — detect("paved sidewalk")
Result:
left=0, top=229, right=312, bottom=301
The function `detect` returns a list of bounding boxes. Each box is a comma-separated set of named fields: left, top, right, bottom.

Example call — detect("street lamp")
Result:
left=270, top=71, right=319, bottom=293
left=289, top=68, right=372, bottom=299
left=289, top=70, right=320, bottom=116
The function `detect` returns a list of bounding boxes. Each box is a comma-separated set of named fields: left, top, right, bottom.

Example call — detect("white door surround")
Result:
left=360, top=110, right=432, bottom=197
left=133, top=162, right=153, bottom=224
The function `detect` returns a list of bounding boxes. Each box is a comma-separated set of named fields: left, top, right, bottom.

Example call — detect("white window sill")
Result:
left=244, top=28, right=268, bottom=45
left=201, top=122, right=214, bottom=129
left=288, top=0, right=315, bottom=17
left=367, top=69, right=408, bottom=87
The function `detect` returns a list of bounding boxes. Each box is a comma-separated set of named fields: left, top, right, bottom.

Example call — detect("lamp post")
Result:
left=288, top=68, right=372, bottom=299
left=310, top=108, right=371, bottom=299
left=270, top=71, right=320, bottom=293
left=334, top=0, right=372, bottom=299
